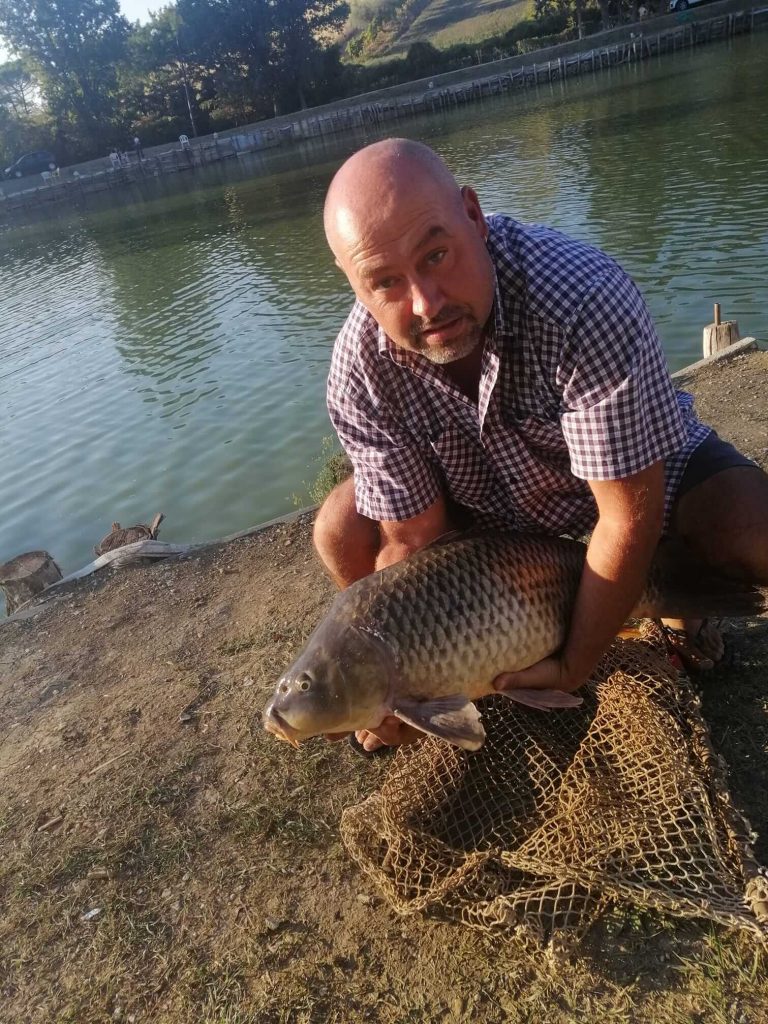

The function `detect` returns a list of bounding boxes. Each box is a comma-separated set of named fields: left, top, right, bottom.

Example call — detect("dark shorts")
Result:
left=675, top=429, right=757, bottom=504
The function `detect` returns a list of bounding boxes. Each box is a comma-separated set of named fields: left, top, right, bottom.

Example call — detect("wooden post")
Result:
left=703, top=303, right=740, bottom=357
left=0, top=550, right=62, bottom=615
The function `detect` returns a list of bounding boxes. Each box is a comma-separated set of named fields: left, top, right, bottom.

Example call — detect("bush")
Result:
left=405, top=40, right=444, bottom=76
left=518, top=31, right=569, bottom=52
left=308, top=442, right=353, bottom=505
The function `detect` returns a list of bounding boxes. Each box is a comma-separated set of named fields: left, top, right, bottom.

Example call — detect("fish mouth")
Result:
left=263, top=705, right=301, bottom=748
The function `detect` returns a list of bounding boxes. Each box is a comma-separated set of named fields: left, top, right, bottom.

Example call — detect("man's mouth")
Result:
left=419, top=315, right=465, bottom=345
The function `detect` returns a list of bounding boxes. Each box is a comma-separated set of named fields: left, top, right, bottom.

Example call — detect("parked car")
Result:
left=668, top=0, right=707, bottom=10
left=3, top=150, right=58, bottom=179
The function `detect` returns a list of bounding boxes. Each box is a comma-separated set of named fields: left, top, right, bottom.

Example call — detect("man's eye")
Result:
left=375, top=277, right=397, bottom=291
left=426, top=249, right=447, bottom=266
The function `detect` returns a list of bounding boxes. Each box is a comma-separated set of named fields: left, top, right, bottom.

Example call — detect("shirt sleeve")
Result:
left=557, top=267, right=686, bottom=481
left=327, top=358, right=441, bottom=523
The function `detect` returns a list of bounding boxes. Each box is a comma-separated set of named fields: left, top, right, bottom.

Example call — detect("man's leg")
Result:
left=665, top=464, right=768, bottom=665
left=313, top=475, right=380, bottom=590
left=672, top=464, right=768, bottom=581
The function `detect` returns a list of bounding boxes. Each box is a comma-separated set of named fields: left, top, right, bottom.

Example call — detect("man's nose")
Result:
left=410, top=277, right=443, bottom=321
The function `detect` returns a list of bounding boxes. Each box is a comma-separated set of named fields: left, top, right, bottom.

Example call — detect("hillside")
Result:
left=348, top=0, right=534, bottom=62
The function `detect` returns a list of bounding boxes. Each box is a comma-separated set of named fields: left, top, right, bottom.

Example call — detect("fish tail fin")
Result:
left=636, top=539, right=768, bottom=620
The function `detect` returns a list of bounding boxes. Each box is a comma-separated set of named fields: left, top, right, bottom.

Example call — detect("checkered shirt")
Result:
left=327, top=215, right=711, bottom=537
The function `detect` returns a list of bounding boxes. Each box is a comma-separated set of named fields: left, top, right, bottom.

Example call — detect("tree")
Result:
left=270, top=0, right=349, bottom=110
left=178, top=0, right=274, bottom=118
left=0, top=58, right=55, bottom=168
left=0, top=58, right=35, bottom=117
left=0, top=0, right=130, bottom=157
left=178, top=0, right=348, bottom=118
left=120, top=9, right=208, bottom=140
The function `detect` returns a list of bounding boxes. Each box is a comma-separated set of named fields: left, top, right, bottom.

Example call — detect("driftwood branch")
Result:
left=49, top=540, right=190, bottom=589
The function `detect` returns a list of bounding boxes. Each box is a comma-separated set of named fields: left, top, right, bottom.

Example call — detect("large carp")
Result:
left=263, top=532, right=767, bottom=751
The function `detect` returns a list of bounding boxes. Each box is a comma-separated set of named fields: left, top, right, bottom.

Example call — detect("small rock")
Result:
left=81, top=907, right=102, bottom=922
left=264, top=916, right=281, bottom=932
left=451, top=996, right=466, bottom=1017
left=356, top=893, right=375, bottom=906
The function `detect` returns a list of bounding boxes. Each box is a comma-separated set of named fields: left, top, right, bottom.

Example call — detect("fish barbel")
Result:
left=263, top=531, right=767, bottom=751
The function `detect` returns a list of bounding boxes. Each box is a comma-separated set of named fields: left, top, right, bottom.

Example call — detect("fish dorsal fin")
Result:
left=392, top=695, right=485, bottom=751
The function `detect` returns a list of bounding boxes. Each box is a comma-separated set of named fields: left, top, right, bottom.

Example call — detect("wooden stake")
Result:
left=703, top=303, right=740, bottom=358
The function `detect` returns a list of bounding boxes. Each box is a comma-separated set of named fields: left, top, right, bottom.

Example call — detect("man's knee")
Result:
left=313, top=477, right=357, bottom=556
left=313, top=477, right=380, bottom=587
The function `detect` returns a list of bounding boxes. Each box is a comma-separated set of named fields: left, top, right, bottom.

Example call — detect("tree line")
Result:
left=0, top=0, right=654, bottom=170
left=0, top=0, right=351, bottom=167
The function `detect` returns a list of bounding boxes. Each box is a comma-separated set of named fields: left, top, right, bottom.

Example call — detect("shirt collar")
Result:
left=487, top=218, right=517, bottom=345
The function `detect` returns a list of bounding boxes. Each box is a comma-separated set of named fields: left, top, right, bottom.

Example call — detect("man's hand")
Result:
left=325, top=716, right=422, bottom=752
left=494, top=655, right=581, bottom=694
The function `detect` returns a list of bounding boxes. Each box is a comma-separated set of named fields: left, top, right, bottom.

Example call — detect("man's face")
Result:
left=335, top=186, right=495, bottom=364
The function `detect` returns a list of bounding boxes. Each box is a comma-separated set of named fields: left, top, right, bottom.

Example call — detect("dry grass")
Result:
left=4, top=549, right=768, bottom=1023
left=380, top=0, right=533, bottom=57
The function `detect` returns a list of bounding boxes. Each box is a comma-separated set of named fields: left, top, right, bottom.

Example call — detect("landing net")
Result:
left=341, top=623, right=768, bottom=942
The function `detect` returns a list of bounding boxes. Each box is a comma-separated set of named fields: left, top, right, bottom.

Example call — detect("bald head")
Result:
left=323, top=139, right=495, bottom=364
left=324, top=139, right=464, bottom=259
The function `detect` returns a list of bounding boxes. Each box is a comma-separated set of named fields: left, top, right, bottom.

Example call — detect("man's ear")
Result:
left=460, top=185, right=488, bottom=238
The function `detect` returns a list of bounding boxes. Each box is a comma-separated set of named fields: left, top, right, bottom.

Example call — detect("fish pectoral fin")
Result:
left=499, top=687, right=583, bottom=711
left=392, top=696, right=485, bottom=751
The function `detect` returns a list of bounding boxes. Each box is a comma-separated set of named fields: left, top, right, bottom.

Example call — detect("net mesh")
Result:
left=341, top=622, right=768, bottom=943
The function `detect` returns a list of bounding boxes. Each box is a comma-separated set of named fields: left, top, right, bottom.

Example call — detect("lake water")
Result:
left=1, top=32, right=767, bottom=590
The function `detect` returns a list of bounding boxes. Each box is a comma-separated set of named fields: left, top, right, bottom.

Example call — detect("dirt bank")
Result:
left=1, top=346, right=767, bottom=1023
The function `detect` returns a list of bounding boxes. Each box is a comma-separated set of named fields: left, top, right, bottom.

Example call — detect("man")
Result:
left=315, top=138, right=768, bottom=753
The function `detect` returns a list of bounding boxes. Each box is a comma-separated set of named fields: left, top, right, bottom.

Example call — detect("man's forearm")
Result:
left=375, top=497, right=453, bottom=572
left=560, top=515, right=662, bottom=689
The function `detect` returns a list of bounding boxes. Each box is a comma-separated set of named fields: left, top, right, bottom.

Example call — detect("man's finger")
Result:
left=370, top=720, right=422, bottom=747
left=359, top=729, right=387, bottom=752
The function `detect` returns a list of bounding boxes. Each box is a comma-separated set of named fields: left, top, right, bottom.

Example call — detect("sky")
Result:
left=120, top=0, right=158, bottom=25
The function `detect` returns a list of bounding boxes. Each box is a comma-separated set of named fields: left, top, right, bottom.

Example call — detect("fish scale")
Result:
left=367, top=534, right=582, bottom=698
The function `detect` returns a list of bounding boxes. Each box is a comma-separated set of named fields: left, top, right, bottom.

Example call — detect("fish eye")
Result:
left=296, top=672, right=312, bottom=692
